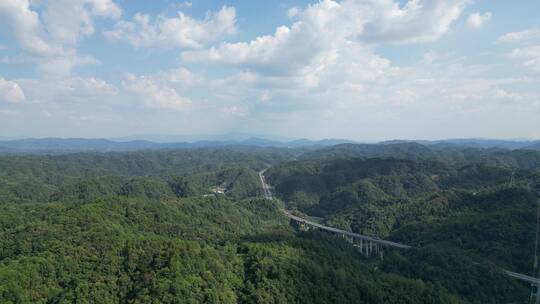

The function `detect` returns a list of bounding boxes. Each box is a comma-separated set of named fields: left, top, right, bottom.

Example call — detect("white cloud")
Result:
left=6, top=0, right=538, bottom=139
left=87, top=0, right=122, bottom=18
left=0, top=0, right=57, bottom=55
left=511, top=46, right=540, bottom=73
left=498, top=28, right=540, bottom=44
left=0, top=0, right=121, bottom=76
left=181, top=24, right=321, bottom=75
left=181, top=0, right=442, bottom=118
left=41, top=0, right=121, bottom=47
left=181, top=0, right=471, bottom=117
left=0, top=0, right=121, bottom=55
left=182, top=0, right=468, bottom=75
left=287, top=7, right=299, bottom=19
left=466, top=12, right=492, bottom=29
left=357, top=0, right=469, bottom=43
left=104, top=6, right=236, bottom=50
left=0, top=77, right=26, bottom=103
left=123, top=74, right=191, bottom=111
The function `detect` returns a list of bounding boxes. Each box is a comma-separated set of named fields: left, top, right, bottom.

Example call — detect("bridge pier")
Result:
left=285, top=212, right=409, bottom=260
left=352, top=238, right=384, bottom=259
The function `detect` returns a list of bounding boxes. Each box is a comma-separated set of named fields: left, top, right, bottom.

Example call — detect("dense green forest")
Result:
left=1, top=144, right=539, bottom=303
left=0, top=148, right=293, bottom=204
left=266, top=155, right=540, bottom=267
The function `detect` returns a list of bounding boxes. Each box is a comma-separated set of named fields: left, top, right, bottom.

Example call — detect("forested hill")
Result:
left=0, top=148, right=294, bottom=204
left=1, top=144, right=539, bottom=302
left=299, top=142, right=540, bottom=170
left=266, top=148, right=540, bottom=282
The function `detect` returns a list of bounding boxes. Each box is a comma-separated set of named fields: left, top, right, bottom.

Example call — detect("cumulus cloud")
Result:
left=87, top=0, right=122, bottom=18
left=104, top=6, right=236, bottom=50
left=0, top=77, right=25, bottom=103
left=176, top=0, right=468, bottom=126
left=182, top=0, right=468, bottom=75
left=183, top=0, right=468, bottom=114
left=179, top=0, right=474, bottom=121
left=123, top=74, right=191, bottom=111
left=0, top=0, right=57, bottom=55
left=41, top=0, right=121, bottom=47
left=466, top=12, right=492, bottom=29
left=357, top=0, right=468, bottom=43
left=0, top=0, right=121, bottom=55
left=181, top=24, right=323, bottom=75
left=0, top=0, right=121, bottom=76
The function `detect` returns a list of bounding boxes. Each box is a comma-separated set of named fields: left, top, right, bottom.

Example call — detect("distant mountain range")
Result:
left=0, top=135, right=538, bottom=154
left=380, top=138, right=540, bottom=150
left=110, top=132, right=297, bottom=143
left=0, top=136, right=355, bottom=153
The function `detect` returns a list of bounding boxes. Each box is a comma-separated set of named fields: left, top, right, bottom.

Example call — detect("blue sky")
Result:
left=1, top=0, right=539, bottom=140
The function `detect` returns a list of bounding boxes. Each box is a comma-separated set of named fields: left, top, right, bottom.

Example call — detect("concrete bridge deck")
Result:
left=282, top=210, right=411, bottom=249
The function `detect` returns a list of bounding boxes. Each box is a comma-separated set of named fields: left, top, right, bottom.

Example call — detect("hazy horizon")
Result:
left=1, top=133, right=539, bottom=144
left=1, top=1, right=540, bottom=140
